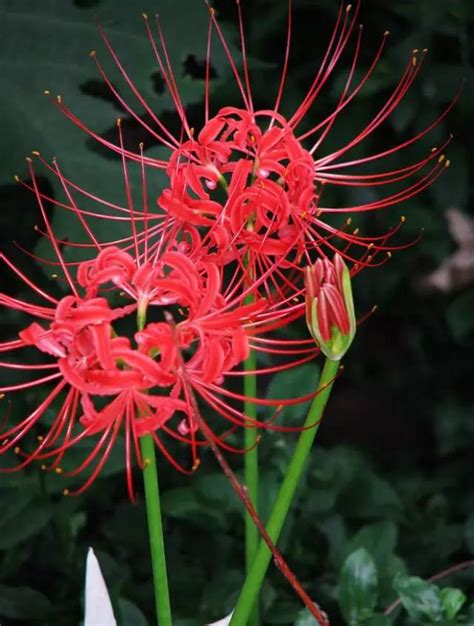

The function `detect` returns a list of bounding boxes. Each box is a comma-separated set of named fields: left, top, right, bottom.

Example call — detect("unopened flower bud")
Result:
left=305, top=254, right=356, bottom=361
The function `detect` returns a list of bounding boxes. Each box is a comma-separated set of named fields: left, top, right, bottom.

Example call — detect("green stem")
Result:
left=230, top=357, right=340, bottom=626
left=140, top=433, right=173, bottom=626
left=244, top=346, right=259, bottom=626
left=242, top=243, right=260, bottom=626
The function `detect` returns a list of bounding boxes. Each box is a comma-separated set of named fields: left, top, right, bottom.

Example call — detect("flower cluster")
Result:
left=0, top=231, right=315, bottom=497
left=0, top=1, right=454, bottom=496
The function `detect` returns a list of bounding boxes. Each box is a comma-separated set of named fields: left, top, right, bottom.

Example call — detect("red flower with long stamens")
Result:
left=0, top=223, right=319, bottom=498
left=40, top=0, right=457, bottom=305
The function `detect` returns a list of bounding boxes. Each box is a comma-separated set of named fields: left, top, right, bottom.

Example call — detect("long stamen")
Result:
left=270, top=0, right=292, bottom=126
left=27, top=159, right=78, bottom=295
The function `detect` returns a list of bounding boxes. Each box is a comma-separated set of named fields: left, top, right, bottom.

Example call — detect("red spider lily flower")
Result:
left=43, top=0, right=457, bottom=306
left=305, top=254, right=356, bottom=361
left=0, top=231, right=319, bottom=499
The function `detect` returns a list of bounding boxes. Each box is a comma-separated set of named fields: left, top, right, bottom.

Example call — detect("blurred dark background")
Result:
left=0, top=0, right=473, bottom=624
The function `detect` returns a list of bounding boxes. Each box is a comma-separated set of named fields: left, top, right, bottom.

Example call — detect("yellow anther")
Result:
left=401, top=215, right=406, bottom=222
left=445, top=160, right=451, bottom=167
left=37, top=435, right=44, bottom=442
left=431, top=147, right=438, bottom=152
left=412, top=56, right=417, bottom=67
left=116, top=117, right=122, bottom=127
left=346, top=217, right=352, bottom=225
left=139, top=141, right=144, bottom=149
left=384, top=30, right=390, bottom=36
left=142, top=13, right=148, bottom=19
left=353, top=228, right=360, bottom=235
left=25, top=157, right=32, bottom=163
left=438, top=154, right=445, bottom=163
left=387, top=251, right=392, bottom=258
left=51, top=273, right=58, bottom=279
left=0, top=394, right=4, bottom=399
left=63, top=489, right=70, bottom=496
left=119, top=291, right=125, bottom=296
left=41, top=464, right=47, bottom=470
left=192, top=459, right=201, bottom=471
left=43, top=89, right=50, bottom=95
left=368, top=242, right=374, bottom=249
left=55, top=467, right=63, bottom=474
left=143, top=458, right=151, bottom=469
left=367, top=255, right=373, bottom=261
left=413, top=48, right=419, bottom=53
left=346, top=4, right=352, bottom=12
left=14, top=175, right=19, bottom=182
left=372, top=305, right=378, bottom=313
left=423, top=48, right=428, bottom=53
left=14, top=447, right=20, bottom=454
left=32, top=150, right=40, bottom=156
left=57, top=95, right=62, bottom=103
left=90, top=50, right=96, bottom=57
left=189, top=127, right=195, bottom=137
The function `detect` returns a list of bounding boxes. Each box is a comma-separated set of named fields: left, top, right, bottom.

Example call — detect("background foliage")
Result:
left=0, top=0, right=473, bottom=624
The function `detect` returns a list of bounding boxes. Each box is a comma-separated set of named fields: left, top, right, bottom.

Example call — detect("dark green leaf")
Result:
left=364, top=615, right=392, bottom=626
left=339, top=472, right=403, bottom=520
left=339, top=548, right=378, bottom=624
left=465, top=603, right=474, bottom=626
left=344, top=521, right=398, bottom=571
left=0, top=585, right=52, bottom=620
left=266, top=362, right=320, bottom=422
left=440, top=587, right=466, bottom=620
left=118, top=597, right=148, bottom=626
left=0, top=500, right=52, bottom=550
left=393, top=574, right=443, bottom=622
left=193, top=472, right=239, bottom=511
left=161, top=487, right=203, bottom=518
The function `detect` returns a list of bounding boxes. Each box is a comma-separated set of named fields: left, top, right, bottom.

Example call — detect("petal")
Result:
left=84, top=548, right=117, bottom=626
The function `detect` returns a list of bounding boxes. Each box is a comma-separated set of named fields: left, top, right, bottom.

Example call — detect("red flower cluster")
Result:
left=1, top=232, right=317, bottom=496
left=0, top=1, right=455, bottom=496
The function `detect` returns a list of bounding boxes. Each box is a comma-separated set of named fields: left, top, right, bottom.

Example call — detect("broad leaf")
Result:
left=393, top=574, right=443, bottom=622
left=339, top=547, right=378, bottom=624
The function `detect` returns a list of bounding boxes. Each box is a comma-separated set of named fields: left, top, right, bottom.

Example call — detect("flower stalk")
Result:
left=229, top=357, right=340, bottom=626
left=243, top=346, right=260, bottom=626
left=138, top=307, right=172, bottom=626
left=243, top=247, right=260, bottom=626
left=140, top=434, right=173, bottom=626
